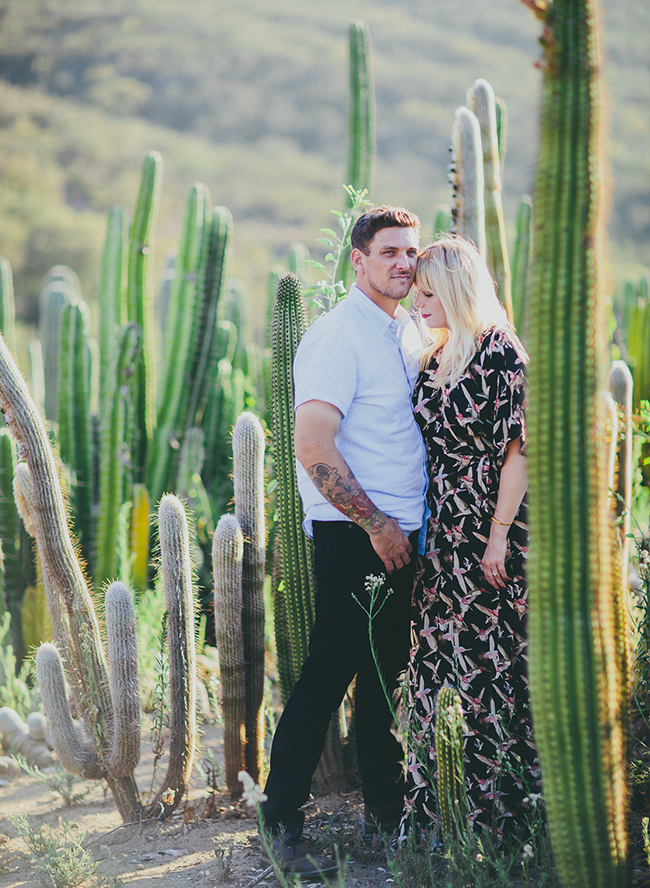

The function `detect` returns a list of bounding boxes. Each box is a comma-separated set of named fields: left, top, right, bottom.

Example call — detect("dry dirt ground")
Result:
left=0, top=726, right=398, bottom=888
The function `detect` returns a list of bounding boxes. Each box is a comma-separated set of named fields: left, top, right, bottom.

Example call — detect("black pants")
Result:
left=261, top=520, right=417, bottom=835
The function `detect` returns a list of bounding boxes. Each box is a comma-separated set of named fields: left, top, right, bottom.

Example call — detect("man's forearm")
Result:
left=306, top=460, right=387, bottom=534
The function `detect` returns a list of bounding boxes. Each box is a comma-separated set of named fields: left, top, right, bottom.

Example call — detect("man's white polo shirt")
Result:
left=293, top=283, right=428, bottom=536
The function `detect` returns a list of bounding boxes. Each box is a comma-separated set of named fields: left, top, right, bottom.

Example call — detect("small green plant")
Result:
left=202, top=747, right=223, bottom=818
left=9, top=814, right=123, bottom=888
left=305, top=185, right=372, bottom=313
left=212, top=844, right=234, bottom=883
left=0, top=612, right=34, bottom=716
left=12, top=757, right=92, bottom=806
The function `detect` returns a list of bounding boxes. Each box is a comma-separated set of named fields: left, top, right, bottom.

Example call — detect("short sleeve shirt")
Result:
left=293, top=284, right=428, bottom=536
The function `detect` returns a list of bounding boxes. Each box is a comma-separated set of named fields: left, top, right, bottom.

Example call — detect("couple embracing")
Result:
left=260, top=206, right=540, bottom=877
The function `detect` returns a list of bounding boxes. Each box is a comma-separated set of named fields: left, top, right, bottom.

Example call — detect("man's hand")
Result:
left=369, top=515, right=412, bottom=574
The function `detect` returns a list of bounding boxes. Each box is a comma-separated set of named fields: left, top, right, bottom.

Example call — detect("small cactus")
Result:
left=435, top=686, right=468, bottom=844
left=449, top=107, right=486, bottom=255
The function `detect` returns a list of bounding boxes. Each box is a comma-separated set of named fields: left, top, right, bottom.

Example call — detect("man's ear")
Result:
left=350, top=247, right=365, bottom=274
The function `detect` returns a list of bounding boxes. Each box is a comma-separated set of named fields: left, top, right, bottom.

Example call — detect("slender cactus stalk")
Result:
left=449, top=107, right=486, bottom=256
left=0, top=258, right=15, bottom=352
left=467, top=79, right=512, bottom=318
left=346, top=20, right=375, bottom=205
left=212, top=514, right=246, bottom=796
left=524, top=0, right=629, bottom=884
left=233, top=411, right=266, bottom=782
left=511, top=195, right=533, bottom=338
left=608, top=361, right=633, bottom=585
left=127, top=151, right=162, bottom=483
left=435, top=686, right=469, bottom=845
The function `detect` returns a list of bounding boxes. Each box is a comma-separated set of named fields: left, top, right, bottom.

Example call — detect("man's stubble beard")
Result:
left=366, top=269, right=413, bottom=304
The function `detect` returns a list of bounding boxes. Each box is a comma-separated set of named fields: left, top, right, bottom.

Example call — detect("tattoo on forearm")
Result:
left=307, top=463, right=386, bottom=533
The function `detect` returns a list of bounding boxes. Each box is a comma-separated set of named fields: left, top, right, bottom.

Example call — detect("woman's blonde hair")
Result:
left=416, top=235, right=512, bottom=388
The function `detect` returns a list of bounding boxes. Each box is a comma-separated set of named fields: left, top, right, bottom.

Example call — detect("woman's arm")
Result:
left=481, top=437, right=527, bottom=590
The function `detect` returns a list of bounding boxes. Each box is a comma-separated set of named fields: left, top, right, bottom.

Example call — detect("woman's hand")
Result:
left=481, top=525, right=509, bottom=589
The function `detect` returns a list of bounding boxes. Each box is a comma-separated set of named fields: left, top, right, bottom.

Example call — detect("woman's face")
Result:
left=414, top=286, right=450, bottom=330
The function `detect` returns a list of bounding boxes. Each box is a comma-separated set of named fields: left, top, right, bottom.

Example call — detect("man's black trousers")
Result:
left=261, top=520, right=417, bottom=835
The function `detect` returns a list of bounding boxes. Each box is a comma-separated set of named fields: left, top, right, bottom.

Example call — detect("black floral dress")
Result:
left=402, top=327, right=541, bottom=840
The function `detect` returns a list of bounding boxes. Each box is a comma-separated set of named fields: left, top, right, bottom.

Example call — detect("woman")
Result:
left=402, top=236, right=540, bottom=841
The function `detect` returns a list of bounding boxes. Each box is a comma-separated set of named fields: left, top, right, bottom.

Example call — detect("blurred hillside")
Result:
left=0, top=0, right=647, bottom=342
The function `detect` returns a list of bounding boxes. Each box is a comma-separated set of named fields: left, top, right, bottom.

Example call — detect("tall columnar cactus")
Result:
left=346, top=20, right=375, bottom=205
left=511, top=195, right=534, bottom=337
left=627, top=274, right=650, bottom=410
left=524, top=0, right=629, bottom=885
left=270, top=273, right=315, bottom=702
left=467, top=79, right=512, bottom=318
left=147, top=184, right=209, bottom=503
left=212, top=514, right=246, bottom=796
left=57, top=300, right=94, bottom=569
left=0, top=429, right=24, bottom=655
left=232, top=411, right=266, bottom=782
left=127, top=151, right=162, bottom=484
left=0, top=258, right=15, bottom=352
left=449, top=107, right=486, bottom=256
left=98, top=206, right=127, bottom=410
left=0, top=331, right=197, bottom=822
left=435, top=686, right=469, bottom=844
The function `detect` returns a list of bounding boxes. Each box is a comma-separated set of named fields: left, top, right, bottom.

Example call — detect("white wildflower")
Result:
left=522, top=843, right=534, bottom=860
left=238, top=770, right=268, bottom=806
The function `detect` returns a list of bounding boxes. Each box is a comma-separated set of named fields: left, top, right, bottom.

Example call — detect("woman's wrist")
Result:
left=491, top=514, right=512, bottom=528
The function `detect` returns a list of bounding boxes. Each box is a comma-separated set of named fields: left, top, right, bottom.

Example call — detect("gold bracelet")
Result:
left=491, top=515, right=512, bottom=527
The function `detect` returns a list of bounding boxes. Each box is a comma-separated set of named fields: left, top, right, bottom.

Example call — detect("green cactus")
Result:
left=0, top=331, right=198, bottom=822
left=270, top=273, right=315, bottom=702
left=39, top=267, right=80, bottom=424
left=57, top=300, right=94, bottom=570
left=467, top=79, right=512, bottom=318
left=0, top=429, right=24, bottom=655
left=286, top=242, right=311, bottom=286
left=435, top=686, right=469, bottom=845
left=0, top=258, right=15, bottom=353
left=232, top=411, right=266, bottom=782
left=126, top=151, right=162, bottom=484
left=98, top=207, right=127, bottom=411
left=212, top=513, right=246, bottom=796
left=524, top=0, right=629, bottom=884
left=433, top=206, right=453, bottom=239
left=511, top=195, right=534, bottom=337
left=346, top=20, right=375, bottom=206
left=94, top=323, right=142, bottom=589
left=627, top=274, right=650, bottom=410
left=449, top=106, right=486, bottom=256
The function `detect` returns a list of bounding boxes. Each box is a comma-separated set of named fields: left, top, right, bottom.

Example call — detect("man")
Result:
left=261, top=206, right=427, bottom=876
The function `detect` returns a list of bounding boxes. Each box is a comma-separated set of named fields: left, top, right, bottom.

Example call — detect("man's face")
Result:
left=351, top=226, right=419, bottom=315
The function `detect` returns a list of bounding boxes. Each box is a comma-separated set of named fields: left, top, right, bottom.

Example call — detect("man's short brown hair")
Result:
left=350, top=206, right=421, bottom=255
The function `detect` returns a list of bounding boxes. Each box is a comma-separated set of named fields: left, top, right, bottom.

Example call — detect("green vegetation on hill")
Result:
left=0, top=0, right=647, bottom=341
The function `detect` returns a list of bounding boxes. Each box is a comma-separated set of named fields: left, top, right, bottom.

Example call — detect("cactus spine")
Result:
left=435, top=686, right=468, bottom=844
left=346, top=20, right=375, bottom=204
left=270, top=274, right=315, bottom=701
left=212, top=514, right=246, bottom=796
left=233, top=412, right=266, bottom=782
left=524, top=0, right=629, bottom=885
left=467, top=79, right=512, bottom=318
left=449, top=107, right=486, bottom=256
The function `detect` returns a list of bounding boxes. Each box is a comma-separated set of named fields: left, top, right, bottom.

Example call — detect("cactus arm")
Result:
left=0, top=430, right=23, bottom=655
left=270, top=274, right=315, bottom=699
left=449, top=107, right=486, bottom=256
left=0, top=258, right=15, bottom=353
left=105, top=581, right=141, bottom=778
left=467, top=79, right=512, bottom=318
left=149, top=495, right=197, bottom=817
left=99, top=207, right=127, bottom=411
left=127, top=151, right=162, bottom=483
left=346, top=20, right=375, bottom=204
left=95, top=323, right=141, bottom=588
left=232, top=411, right=266, bottom=782
left=35, top=643, right=103, bottom=779
left=608, top=361, right=633, bottom=582
left=524, top=0, right=629, bottom=884
left=212, top=514, right=246, bottom=796
left=129, top=483, right=150, bottom=594
left=147, top=184, right=209, bottom=503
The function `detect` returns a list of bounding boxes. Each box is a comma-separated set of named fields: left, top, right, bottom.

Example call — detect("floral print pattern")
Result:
left=402, top=327, right=541, bottom=839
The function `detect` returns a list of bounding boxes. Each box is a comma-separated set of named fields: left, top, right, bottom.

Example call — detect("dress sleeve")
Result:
left=487, top=331, right=527, bottom=460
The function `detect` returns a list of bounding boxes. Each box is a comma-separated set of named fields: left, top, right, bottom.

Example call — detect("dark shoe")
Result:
left=261, top=830, right=338, bottom=879
left=362, top=813, right=400, bottom=847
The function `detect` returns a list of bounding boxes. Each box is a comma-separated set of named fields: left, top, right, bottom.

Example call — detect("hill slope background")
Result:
left=0, top=0, right=647, bottom=344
